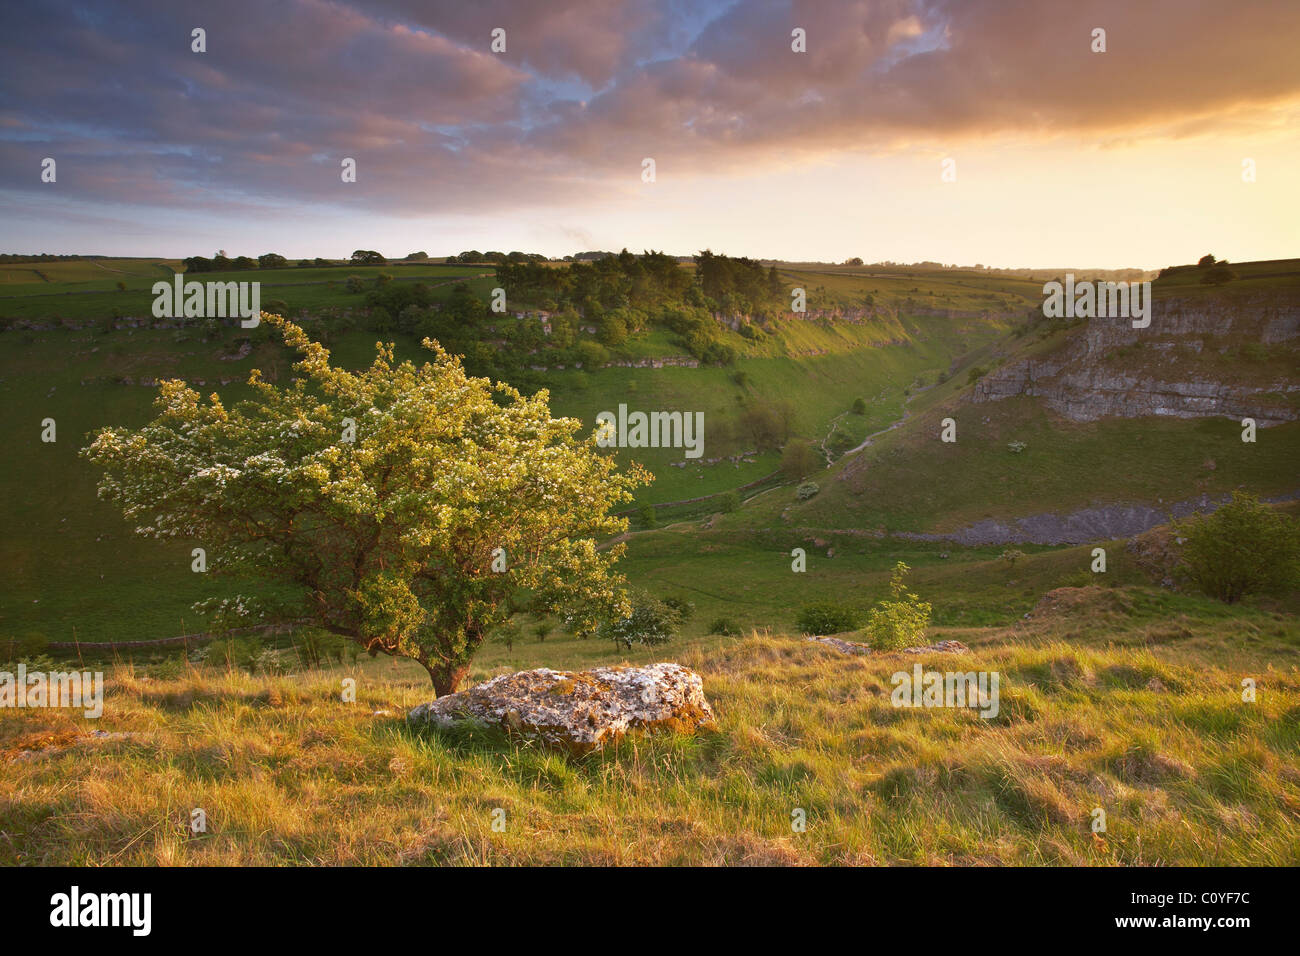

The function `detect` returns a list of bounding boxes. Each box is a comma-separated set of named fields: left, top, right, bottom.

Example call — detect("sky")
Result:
left=1, top=0, right=1298, bottom=269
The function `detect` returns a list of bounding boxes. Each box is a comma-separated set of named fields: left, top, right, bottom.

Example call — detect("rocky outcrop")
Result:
left=888, top=490, right=1300, bottom=546
left=407, top=663, right=718, bottom=754
left=807, top=637, right=969, bottom=656
left=970, top=294, right=1300, bottom=424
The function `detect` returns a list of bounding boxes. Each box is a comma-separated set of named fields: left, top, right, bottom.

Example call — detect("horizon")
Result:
left=3, top=0, right=1298, bottom=270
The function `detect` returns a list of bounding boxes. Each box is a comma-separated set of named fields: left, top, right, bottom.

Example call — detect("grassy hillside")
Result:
left=0, top=264, right=1017, bottom=645
left=3, top=601, right=1297, bottom=865
left=786, top=401, right=1300, bottom=535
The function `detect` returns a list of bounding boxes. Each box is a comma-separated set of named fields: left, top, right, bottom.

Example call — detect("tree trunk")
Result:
left=427, top=661, right=471, bottom=698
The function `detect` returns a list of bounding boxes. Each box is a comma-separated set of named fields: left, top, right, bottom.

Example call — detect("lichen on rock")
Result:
left=407, top=662, right=718, bottom=754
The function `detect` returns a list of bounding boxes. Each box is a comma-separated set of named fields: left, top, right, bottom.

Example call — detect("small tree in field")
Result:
left=865, top=562, right=932, bottom=651
left=1173, top=492, right=1300, bottom=604
left=83, top=314, right=648, bottom=695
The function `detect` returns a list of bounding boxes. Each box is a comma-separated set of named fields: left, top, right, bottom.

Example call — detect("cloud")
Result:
left=1, top=0, right=1298, bottom=229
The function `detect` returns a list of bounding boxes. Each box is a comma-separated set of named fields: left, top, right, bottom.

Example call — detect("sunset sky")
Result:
left=2, top=0, right=1298, bottom=268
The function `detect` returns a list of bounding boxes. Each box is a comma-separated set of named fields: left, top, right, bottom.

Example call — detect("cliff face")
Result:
left=970, top=294, right=1300, bottom=425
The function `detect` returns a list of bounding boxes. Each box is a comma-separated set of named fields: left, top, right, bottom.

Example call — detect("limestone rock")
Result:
left=968, top=294, right=1299, bottom=425
left=806, top=636, right=969, bottom=656
left=407, top=662, right=718, bottom=754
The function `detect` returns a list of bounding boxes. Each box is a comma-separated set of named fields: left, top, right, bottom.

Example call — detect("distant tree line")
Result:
left=182, top=250, right=397, bottom=272
left=447, top=250, right=548, bottom=265
left=0, top=253, right=106, bottom=263
left=182, top=254, right=262, bottom=273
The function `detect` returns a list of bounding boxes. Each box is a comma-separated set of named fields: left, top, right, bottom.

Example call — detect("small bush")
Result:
left=864, top=562, right=932, bottom=650
left=662, top=596, right=695, bottom=622
left=491, top=619, right=522, bottom=652
left=781, top=442, right=820, bottom=480
left=796, top=602, right=862, bottom=635
left=708, top=617, right=741, bottom=636
left=1173, top=491, right=1300, bottom=603
left=719, top=491, right=741, bottom=513
left=796, top=481, right=820, bottom=501
left=599, top=593, right=681, bottom=650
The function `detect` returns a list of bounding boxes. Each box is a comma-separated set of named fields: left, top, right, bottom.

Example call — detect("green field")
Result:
left=0, top=260, right=489, bottom=320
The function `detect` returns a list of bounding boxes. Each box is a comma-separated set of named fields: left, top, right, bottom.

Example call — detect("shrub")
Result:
left=492, top=619, right=522, bottom=652
left=708, top=617, right=741, bottom=636
left=639, top=505, right=658, bottom=528
left=1, top=631, right=47, bottom=663
left=828, top=431, right=855, bottom=457
left=864, top=562, right=932, bottom=650
left=345, top=275, right=365, bottom=294
left=796, top=602, right=861, bottom=635
left=662, top=596, right=695, bottom=622
left=781, top=442, right=820, bottom=479
left=719, top=490, right=741, bottom=513
left=851, top=397, right=867, bottom=415
left=295, top=629, right=351, bottom=668
left=599, top=593, right=681, bottom=650
left=796, top=481, right=820, bottom=501
left=966, top=366, right=987, bottom=384
left=1172, top=491, right=1300, bottom=603
left=575, top=340, right=609, bottom=367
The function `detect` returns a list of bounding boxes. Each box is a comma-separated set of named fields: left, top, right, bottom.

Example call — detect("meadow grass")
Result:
left=3, top=604, right=1296, bottom=865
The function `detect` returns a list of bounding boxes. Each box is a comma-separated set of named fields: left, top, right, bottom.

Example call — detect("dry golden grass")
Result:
left=2, top=619, right=1297, bottom=866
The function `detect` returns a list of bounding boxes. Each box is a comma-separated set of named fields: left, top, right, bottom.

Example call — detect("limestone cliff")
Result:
left=969, top=294, right=1300, bottom=425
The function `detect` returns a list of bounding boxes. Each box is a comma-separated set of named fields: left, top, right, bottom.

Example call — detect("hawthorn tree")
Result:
left=83, top=314, right=648, bottom=695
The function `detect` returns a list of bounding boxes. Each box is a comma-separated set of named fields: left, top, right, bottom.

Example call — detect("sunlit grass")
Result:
left=3, top=610, right=1296, bottom=866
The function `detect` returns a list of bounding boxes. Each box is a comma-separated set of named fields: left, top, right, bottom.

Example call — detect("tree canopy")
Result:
left=83, top=314, right=648, bottom=694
